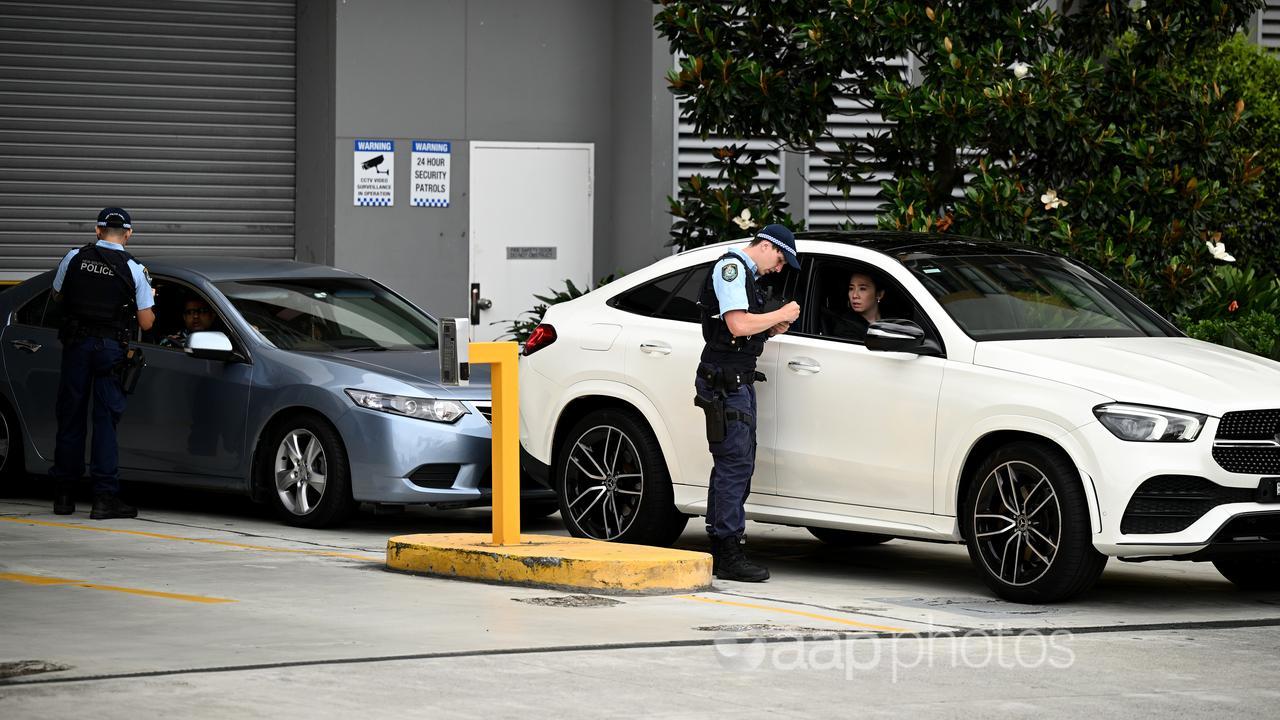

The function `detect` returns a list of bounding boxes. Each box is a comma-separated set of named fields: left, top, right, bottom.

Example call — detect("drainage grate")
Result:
left=513, top=595, right=622, bottom=608
left=0, top=660, right=71, bottom=680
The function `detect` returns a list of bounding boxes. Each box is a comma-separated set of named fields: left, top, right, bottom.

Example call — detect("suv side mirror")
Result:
left=865, top=319, right=927, bottom=353
left=186, top=330, right=237, bottom=361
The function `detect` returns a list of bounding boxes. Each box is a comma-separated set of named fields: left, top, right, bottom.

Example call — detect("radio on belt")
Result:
left=439, top=318, right=470, bottom=386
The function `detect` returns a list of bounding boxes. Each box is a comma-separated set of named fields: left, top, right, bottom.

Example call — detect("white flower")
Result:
left=1008, top=61, right=1032, bottom=80
left=1040, top=189, right=1068, bottom=210
left=731, top=208, right=756, bottom=231
left=1206, top=240, right=1236, bottom=263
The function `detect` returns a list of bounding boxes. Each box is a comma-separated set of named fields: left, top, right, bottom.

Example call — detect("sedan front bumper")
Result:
left=335, top=402, right=552, bottom=505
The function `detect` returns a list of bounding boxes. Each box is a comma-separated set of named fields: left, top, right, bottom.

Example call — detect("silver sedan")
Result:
left=0, top=257, right=554, bottom=527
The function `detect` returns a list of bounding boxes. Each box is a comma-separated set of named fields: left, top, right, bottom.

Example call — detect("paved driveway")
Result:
left=3, top=481, right=1279, bottom=718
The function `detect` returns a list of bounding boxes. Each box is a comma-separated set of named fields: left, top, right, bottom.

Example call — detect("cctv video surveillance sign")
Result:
left=411, top=141, right=451, bottom=207
left=353, top=139, right=394, bottom=206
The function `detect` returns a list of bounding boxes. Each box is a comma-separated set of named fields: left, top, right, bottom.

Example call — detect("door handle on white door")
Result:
left=787, top=358, right=821, bottom=374
left=639, top=342, right=672, bottom=356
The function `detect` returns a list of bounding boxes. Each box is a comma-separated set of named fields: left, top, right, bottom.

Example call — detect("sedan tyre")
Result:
left=555, top=408, right=687, bottom=546
left=1213, top=556, right=1280, bottom=591
left=262, top=415, right=356, bottom=528
left=0, top=400, right=23, bottom=483
left=963, top=441, right=1106, bottom=603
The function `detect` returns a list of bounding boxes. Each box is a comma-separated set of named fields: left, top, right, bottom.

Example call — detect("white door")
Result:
left=469, top=142, right=593, bottom=341
left=772, top=334, right=944, bottom=512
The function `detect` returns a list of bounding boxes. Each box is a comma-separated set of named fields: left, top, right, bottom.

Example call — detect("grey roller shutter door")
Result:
left=0, top=0, right=296, bottom=277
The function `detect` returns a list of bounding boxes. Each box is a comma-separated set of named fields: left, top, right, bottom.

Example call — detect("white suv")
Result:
left=518, top=231, right=1280, bottom=602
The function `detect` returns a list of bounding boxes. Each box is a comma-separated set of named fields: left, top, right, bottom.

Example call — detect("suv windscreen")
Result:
left=904, top=254, right=1176, bottom=340
left=215, top=278, right=438, bottom=352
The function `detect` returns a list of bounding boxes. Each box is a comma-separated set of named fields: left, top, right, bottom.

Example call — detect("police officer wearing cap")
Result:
left=695, top=223, right=801, bottom=581
left=50, top=207, right=155, bottom=520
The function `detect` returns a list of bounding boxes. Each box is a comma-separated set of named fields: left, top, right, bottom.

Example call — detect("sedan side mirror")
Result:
left=186, top=330, right=237, bottom=362
left=865, top=319, right=927, bottom=353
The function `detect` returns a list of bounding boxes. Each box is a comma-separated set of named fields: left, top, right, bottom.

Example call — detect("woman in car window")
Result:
left=828, top=270, right=884, bottom=341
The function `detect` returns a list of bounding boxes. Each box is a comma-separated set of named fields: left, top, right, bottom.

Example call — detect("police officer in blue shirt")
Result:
left=50, top=207, right=155, bottom=519
left=695, top=224, right=801, bottom=581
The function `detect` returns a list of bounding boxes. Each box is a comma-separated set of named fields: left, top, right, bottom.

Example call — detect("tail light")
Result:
left=523, top=324, right=557, bottom=356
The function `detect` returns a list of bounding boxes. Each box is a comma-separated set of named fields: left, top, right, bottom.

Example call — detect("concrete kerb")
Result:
left=385, top=533, right=713, bottom=595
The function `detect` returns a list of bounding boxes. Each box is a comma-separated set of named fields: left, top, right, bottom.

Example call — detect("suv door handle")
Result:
left=787, top=358, right=821, bottom=374
left=639, top=342, right=672, bottom=356
left=10, top=340, right=41, bottom=353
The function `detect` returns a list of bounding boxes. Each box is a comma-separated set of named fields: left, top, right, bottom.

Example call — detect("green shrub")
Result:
left=498, top=275, right=619, bottom=344
left=1183, top=34, right=1280, bottom=278
left=656, top=1, right=1268, bottom=318
left=1180, top=264, right=1280, bottom=321
left=667, top=144, right=802, bottom=251
left=1182, top=310, right=1280, bottom=360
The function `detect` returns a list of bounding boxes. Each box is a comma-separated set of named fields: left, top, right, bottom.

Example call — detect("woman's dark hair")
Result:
left=847, top=268, right=883, bottom=291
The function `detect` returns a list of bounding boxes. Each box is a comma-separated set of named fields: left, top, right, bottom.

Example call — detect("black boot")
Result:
left=90, top=494, right=137, bottom=520
left=712, top=536, right=770, bottom=582
left=53, top=485, right=75, bottom=515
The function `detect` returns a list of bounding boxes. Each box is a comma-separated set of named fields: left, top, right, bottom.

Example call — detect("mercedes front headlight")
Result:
left=1093, top=403, right=1206, bottom=442
left=345, top=389, right=468, bottom=423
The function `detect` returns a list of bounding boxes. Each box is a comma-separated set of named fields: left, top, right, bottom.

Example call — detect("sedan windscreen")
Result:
left=216, top=278, right=438, bottom=351
left=903, top=254, right=1176, bottom=340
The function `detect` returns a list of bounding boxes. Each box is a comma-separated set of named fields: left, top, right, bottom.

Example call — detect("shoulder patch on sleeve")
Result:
left=721, top=262, right=739, bottom=282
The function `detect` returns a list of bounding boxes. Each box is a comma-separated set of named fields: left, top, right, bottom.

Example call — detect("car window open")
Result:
left=215, top=277, right=438, bottom=352
left=799, top=257, right=925, bottom=345
left=905, top=254, right=1176, bottom=340
left=143, top=279, right=229, bottom=349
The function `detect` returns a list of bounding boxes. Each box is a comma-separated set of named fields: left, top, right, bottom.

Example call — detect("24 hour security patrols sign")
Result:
left=353, top=139, right=394, bottom=206
left=411, top=141, right=451, bottom=207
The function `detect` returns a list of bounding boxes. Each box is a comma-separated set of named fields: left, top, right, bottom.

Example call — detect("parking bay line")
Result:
left=0, top=516, right=383, bottom=563
left=676, top=594, right=913, bottom=633
left=0, top=571, right=235, bottom=604
left=3, top=517, right=929, bottom=632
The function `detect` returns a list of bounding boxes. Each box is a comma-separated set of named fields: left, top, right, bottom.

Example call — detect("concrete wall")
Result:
left=294, top=0, right=677, bottom=320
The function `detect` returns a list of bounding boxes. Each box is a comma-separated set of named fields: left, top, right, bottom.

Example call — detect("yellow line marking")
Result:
left=0, top=516, right=381, bottom=563
left=677, top=595, right=910, bottom=633
left=0, top=572, right=235, bottom=604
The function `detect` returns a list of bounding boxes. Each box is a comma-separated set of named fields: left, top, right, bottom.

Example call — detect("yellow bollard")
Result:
left=469, top=341, right=520, bottom=546
left=386, top=339, right=711, bottom=593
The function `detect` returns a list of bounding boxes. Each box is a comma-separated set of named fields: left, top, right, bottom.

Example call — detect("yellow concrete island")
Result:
left=386, top=533, right=712, bottom=594
left=386, top=341, right=712, bottom=594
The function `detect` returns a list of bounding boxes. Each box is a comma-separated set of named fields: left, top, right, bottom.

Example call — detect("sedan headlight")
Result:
left=345, top=389, right=468, bottom=423
left=1093, top=403, right=1207, bottom=442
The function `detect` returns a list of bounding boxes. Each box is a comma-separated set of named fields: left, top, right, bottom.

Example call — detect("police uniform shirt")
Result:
left=711, top=247, right=759, bottom=315
left=52, top=239, right=154, bottom=311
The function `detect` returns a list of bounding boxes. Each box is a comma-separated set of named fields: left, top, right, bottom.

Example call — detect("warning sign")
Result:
left=411, top=140, right=451, bottom=207
left=354, top=139, right=394, bottom=206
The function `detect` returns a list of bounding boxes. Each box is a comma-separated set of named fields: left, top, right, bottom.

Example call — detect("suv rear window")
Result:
left=611, top=264, right=711, bottom=323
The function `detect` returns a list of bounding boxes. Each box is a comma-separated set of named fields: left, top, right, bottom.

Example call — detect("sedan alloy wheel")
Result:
left=261, top=415, right=355, bottom=528
left=275, top=428, right=328, bottom=516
